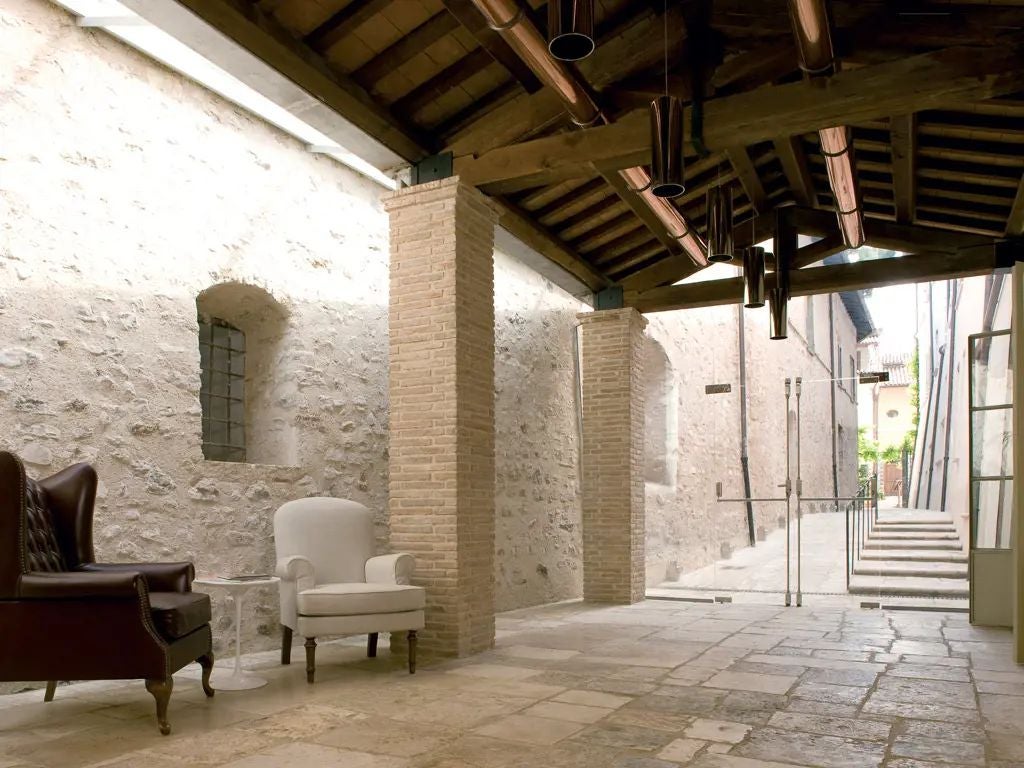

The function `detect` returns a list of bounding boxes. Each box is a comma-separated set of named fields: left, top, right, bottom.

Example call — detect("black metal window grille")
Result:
left=198, top=317, right=246, bottom=462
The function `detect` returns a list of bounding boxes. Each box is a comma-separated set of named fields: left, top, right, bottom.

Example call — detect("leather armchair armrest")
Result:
left=365, top=553, right=415, bottom=585
left=276, top=555, right=315, bottom=586
left=79, top=562, right=195, bottom=592
left=18, top=570, right=145, bottom=600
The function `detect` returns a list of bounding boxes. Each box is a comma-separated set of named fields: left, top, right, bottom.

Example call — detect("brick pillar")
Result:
left=384, top=177, right=498, bottom=657
left=578, top=308, right=647, bottom=603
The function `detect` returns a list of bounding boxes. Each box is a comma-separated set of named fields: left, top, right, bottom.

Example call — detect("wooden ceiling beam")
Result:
left=454, top=43, right=1024, bottom=191
left=493, top=198, right=611, bottom=292
left=440, top=0, right=542, bottom=93
left=726, top=146, right=768, bottom=215
left=890, top=113, right=917, bottom=225
left=1008, top=174, right=1024, bottom=237
left=170, top=0, right=430, bottom=160
left=305, top=0, right=392, bottom=52
left=631, top=248, right=1009, bottom=314
left=774, top=137, right=816, bottom=208
left=390, top=48, right=496, bottom=117
left=791, top=232, right=847, bottom=269
left=444, top=6, right=685, bottom=158
left=598, top=171, right=693, bottom=265
left=352, top=11, right=460, bottom=89
left=787, top=205, right=994, bottom=254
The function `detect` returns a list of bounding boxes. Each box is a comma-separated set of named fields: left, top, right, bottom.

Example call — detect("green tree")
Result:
left=907, top=348, right=919, bottom=448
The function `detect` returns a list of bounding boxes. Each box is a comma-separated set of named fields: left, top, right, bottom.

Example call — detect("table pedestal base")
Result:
left=211, top=667, right=267, bottom=691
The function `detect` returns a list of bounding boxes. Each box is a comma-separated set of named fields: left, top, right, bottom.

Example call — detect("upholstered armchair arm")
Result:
left=276, top=555, right=314, bottom=630
left=18, top=570, right=147, bottom=600
left=276, top=555, right=315, bottom=586
left=365, top=553, right=415, bottom=585
left=79, top=562, right=195, bottom=592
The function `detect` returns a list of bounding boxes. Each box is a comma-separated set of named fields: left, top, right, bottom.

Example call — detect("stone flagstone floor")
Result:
left=1, top=599, right=1022, bottom=767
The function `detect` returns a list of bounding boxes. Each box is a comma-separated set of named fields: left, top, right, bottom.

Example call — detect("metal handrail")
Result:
left=846, top=474, right=877, bottom=588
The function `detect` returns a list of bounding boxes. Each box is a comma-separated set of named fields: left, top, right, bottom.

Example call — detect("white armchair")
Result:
left=273, top=498, right=425, bottom=682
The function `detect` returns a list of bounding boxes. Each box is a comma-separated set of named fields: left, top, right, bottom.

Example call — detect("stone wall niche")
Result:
left=196, top=282, right=294, bottom=466
left=644, top=336, right=679, bottom=488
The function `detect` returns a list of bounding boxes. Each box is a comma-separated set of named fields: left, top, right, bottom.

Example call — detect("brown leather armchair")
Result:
left=0, top=452, right=215, bottom=734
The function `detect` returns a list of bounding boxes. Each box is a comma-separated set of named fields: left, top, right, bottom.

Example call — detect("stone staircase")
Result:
left=848, top=509, right=969, bottom=599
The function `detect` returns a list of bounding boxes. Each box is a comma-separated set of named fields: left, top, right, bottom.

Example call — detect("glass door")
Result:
left=968, top=329, right=1013, bottom=627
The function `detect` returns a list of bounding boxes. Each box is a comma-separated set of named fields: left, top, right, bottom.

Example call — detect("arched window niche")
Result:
left=644, top=335, right=679, bottom=488
left=196, top=282, right=294, bottom=466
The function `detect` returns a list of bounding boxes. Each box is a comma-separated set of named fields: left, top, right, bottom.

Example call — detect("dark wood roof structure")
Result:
left=177, top=0, right=1024, bottom=309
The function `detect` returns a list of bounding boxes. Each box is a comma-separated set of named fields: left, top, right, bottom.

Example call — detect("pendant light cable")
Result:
left=663, top=0, right=669, bottom=98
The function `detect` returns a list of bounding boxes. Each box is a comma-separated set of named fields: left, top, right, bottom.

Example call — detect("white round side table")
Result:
left=194, top=576, right=279, bottom=691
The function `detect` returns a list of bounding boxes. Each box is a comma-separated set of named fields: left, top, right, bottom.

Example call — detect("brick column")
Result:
left=384, top=177, right=498, bottom=657
left=578, top=308, right=647, bottom=603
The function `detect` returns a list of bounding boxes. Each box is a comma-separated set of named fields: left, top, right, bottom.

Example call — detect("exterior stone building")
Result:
left=1, top=0, right=858, bottom=684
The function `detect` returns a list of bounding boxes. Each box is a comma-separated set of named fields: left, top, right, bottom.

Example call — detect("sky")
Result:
left=864, top=282, right=918, bottom=357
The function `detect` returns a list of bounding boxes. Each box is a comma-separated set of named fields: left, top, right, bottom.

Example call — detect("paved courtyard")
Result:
left=1, top=599, right=1021, bottom=767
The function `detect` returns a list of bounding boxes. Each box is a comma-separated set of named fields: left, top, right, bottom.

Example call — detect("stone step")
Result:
left=853, top=561, right=969, bottom=579
left=870, top=524, right=958, bottom=533
left=863, top=539, right=963, bottom=551
left=848, top=575, right=969, bottom=599
left=875, top=516, right=955, bottom=526
left=860, top=549, right=968, bottom=563
left=867, top=530, right=960, bottom=541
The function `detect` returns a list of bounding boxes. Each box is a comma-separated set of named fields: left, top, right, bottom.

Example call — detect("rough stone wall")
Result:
left=645, top=282, right=860, bottom=586
left=0, top=0, right=586, bottom=691
left=494, top=254, right=585, bottom=611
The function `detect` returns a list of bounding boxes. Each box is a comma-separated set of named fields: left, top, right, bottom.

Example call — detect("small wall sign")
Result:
left=704, top=383, right=732, bottom=395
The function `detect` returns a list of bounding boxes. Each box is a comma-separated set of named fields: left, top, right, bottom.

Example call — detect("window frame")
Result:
left=198, top=316, right=246, bottom=462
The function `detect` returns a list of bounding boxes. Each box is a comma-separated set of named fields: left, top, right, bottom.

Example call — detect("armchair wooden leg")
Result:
left=304, top=637, right=316, bottom=684
left=43, top=681, right=56, bottom=702
left=367, top=632, right=378, bottom=658
left=408, top=630, right=417, bottom=674
left=197, top=652, right=215, bottom=697
left=281, top=625, right=293, bottom=665
left=145, top=677, right=174, bottom=736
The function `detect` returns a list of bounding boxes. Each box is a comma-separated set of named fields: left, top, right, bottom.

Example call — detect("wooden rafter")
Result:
left=1008, top=173, right=1024, bottom=237
left=352, top=12, right=460, bottom=89
left=170, top=0, right=430, bottom=160
left=440, top=0, right=542, bottom=93
left=892, top=112, right=917, bottom=225
left=304, top=0, right=392, bottom=52
left=493, top=199, right=611, bottom=292
left=598, top=172, right=692, bottom=272
left=787, top=206, right=994, bottom=254
left=726, top=146, right=768, bottom=214
left=390, top=48, right=496, bottom=117
left=774, top=137, right=816, bottom=208
left=453, top=43, right=1024, bottom=192
left=444, top=5, right=686, bottom=158
left=631, top=248, right=1010, bottom=314
left=791, top=232, right=846, bottom=269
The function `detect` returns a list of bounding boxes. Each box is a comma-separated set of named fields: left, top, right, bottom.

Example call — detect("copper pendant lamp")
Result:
left=743, top=246, right=766, bottom=308
left=706, top=185, right=734, bottom=262
left=768, top=288, right=788, bottom=340
left=648, top=0, right=684, bottom=198
left=548, top=0, right=595, bottom=61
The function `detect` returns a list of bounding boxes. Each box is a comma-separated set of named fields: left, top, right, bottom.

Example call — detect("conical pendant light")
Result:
left=548, top=0, right=595, bottom=61
left=768, top=288, right=788, bottom=340
left=743, top=246, right=766, bottom=308
left=650, top=95, right=684, bottom=198
left=706, top=185, right=734, bottom=262
left=649, top=0, right=684, bottom=198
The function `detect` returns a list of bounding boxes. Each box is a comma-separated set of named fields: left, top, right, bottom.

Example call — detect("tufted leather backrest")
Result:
left=24, top=478, right=67, bottom=573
